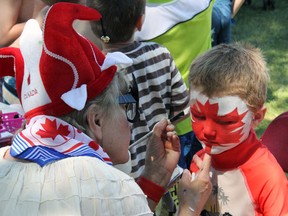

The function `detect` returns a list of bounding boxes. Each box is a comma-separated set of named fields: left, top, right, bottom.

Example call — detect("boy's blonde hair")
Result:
left=189, top=42, right=269, bottom=113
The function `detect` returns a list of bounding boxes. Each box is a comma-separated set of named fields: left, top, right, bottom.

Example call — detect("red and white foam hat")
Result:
left=0, top=3, right=132, bottom=119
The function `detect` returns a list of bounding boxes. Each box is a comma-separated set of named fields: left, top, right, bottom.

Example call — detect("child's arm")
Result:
left=232, top=0, right=245, bottom=18
left=0, top=0, right=25, bottom=47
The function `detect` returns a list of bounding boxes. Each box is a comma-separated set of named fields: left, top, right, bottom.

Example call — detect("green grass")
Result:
left=232, top=0, right=288, bottom=136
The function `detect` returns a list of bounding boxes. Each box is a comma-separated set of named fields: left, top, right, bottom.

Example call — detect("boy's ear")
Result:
left=252, top=105, right=267, bottom=128
left=86, top=105, right=103, bottom=143
left=136, top=14, right=145, bottom=31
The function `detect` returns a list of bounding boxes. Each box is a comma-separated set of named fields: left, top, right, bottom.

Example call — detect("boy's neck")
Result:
left=102, top=38, right=135, bottom=54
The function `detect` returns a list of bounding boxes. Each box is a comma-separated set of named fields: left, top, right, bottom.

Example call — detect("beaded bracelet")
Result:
left=136, top=176, right=166, bottom=203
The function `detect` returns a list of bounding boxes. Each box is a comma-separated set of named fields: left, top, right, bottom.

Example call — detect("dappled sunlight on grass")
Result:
left=267, top=87, right=288, bottom=116
left=256, top=86, right=288, bottom=137
left=264, top=87, right=288, bottom=118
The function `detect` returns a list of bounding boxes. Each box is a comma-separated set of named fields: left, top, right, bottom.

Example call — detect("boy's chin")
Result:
left=202, top=143, right=241, bottom=155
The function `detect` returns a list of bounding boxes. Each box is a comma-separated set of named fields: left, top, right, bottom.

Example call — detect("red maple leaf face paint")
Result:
left=190, top=90, right=253, bottom=154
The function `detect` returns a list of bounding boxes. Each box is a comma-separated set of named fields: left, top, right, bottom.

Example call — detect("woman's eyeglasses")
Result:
left=118, top=75, right=140, bottom=123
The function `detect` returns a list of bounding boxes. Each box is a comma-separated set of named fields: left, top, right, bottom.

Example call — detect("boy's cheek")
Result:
left=191, top=122, right=204, bottom=139
left=217, top=131, right=244, bottom=144
left=192, top=121, right=249, bottom=145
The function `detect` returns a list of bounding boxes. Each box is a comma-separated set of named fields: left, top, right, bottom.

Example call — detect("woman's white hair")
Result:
left=61, top=70, right=130, bottom=135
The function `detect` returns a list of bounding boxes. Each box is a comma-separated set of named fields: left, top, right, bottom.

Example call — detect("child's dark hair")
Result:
left=87, top=0, right=146, bottom=43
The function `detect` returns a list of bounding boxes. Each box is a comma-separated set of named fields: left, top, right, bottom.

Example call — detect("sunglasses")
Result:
left=118, top=74, right=140, bottom=123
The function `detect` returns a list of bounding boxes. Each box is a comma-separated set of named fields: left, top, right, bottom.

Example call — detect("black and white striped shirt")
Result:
left=118, top=41, right=189, bottom=144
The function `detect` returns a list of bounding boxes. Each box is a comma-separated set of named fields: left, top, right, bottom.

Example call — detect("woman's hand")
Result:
left=177, top=154, right=212, bottom=216
left=142, top=118, right=181, bottom=187
left=139, top=118, right=181, bottom=210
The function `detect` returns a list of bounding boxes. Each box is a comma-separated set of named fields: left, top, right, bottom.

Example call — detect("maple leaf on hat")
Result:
left=36, top=118, right=70, bottom=140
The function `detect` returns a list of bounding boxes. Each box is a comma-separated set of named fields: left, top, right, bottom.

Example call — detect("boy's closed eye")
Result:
left=215, top=116, right=239, bottom=125
left=191, top=109, right=206, bottom=120
left=191, top=108, right=240, bottom=125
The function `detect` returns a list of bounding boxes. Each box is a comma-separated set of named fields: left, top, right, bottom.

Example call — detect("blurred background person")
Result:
left=211, top=0, right=245, bottom=46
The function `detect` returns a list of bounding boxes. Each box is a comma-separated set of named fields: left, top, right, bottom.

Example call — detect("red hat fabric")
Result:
left=0, top=3, right=132, bottom=119
left=0, top=48, right=24, bottom=101
left=261, top=111, right=288, bottom=173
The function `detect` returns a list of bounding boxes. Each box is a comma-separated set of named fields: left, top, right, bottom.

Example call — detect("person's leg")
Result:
left=219, top=13, right=231, bottom=44
left=212, top=0, right=233, bottom=46
left=211, top=7, right=221, bottom=46
left=218, top=0, right=232, bottom=44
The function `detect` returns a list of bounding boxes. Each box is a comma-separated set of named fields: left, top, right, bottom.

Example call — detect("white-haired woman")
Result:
left=0, top=3, right=211, bottom=216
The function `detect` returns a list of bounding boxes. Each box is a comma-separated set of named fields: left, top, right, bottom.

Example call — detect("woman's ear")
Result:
left=86, top=104, right=103, bottom=143
left=252, top=105, right=267, bottom=128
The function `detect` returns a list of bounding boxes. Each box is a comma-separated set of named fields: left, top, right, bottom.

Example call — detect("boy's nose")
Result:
left=204, top=131, right=216, bottom=140
left=203, top=120, right=216, bottom=140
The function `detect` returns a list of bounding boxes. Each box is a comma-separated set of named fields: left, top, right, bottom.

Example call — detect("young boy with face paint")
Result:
left=188, top=42, right=288, bottom=215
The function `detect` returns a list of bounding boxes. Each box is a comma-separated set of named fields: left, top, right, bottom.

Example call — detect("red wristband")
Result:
left=136, top=176, right=166, bottom=203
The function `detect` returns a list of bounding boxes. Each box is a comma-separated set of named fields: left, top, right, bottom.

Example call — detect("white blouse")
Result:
left=0, top=147, right=152, bottom=216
